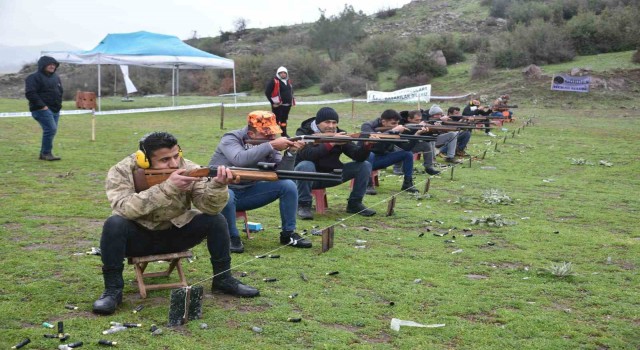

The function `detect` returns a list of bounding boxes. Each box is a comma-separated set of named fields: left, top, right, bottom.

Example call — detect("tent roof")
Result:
left=43, top=31, right=233, bottom=69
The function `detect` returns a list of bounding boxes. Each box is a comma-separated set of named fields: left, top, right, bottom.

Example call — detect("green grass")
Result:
left=1, top=97, right=639, bottom=349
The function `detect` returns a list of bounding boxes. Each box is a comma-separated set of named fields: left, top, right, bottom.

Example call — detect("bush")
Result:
left=375, top=7, right=397, bottom=19
left=259, top=49, right=326, bottom=89
left=356, top=34, right=406, bottom=70
left=488, top=0, right=511, bottom=18
left=490, top=20, right=575, bottom=68
left=459, top=34, right=490, bottom=54
left=395, top=73, right=432, bottom=89
left=320, top=62, right=374, bottom=97
left=391, top=40, right=448, bottom=79
left=565, top=11, right=599, bottom=55
left=506, top=1, right=553, bottom=29
left=471, top=51, right=493, bottom=80
left=633, top=50, right=640, bottom=64
left=566, top=6, right=640, bottom=55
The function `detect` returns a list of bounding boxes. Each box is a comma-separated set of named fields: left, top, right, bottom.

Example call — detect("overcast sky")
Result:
left=0, top=0, right=412, bottom=49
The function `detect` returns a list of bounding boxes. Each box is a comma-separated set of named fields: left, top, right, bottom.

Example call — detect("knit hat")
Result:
left=428, top=104, right=444, bottom=116
left=247, top=110, right=282, bottom=135
left=315, top=107, right=339, bottom=124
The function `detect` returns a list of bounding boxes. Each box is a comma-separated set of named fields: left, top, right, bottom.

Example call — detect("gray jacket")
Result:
left=209, top=127, right=294, bottom=189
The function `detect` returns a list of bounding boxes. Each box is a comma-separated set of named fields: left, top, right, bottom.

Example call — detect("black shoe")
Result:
left=401, top=178, right=419, bottom=193
left=212, top=275, right=259, bottom=297
left=365, top=185, right=377, bottom=195
left=346, top=201, right=376, bottom=216
left=92, top=289, right=123, bottom=315
left=229, top=236, right=244, bottom=254
left=425, top=166, right=441, bottom=175
left=297, top=205, right=314, bottom=220
left=39, top=153, right=61, bottom=161
left=444, top=157, right=463, bottom=164
left=280, top=231, right=312, bottom=248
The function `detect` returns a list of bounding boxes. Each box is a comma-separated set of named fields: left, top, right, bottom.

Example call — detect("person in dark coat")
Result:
left=25, top=56, right=64, bottom=160
left=294, top=107, right=376, bottom=219
left=265, top=66, right=294, bottom=136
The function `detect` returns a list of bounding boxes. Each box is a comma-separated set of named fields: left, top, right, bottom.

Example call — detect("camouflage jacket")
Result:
left=105, top=155, right=229, bottom=230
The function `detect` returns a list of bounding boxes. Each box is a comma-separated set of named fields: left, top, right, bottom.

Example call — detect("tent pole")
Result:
left=233, top=68, right=237, bottom=106
left=176, top=66, right=180, bottom=106
left=98, top=63, right=102, bottom=112
left=114, top=65, right=117, bottom=97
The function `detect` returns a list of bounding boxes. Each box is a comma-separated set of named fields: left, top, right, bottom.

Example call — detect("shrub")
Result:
left=320, top=62, right=374, bottom=97
left=471, top=51, right=493, bottom=80
left=459, top=34, right=490, bottom=54
left=395, top=73, right=432, bottom=89
left=506, top=1, right=553, bottom=29
left=375, top=7, right=397, bottom=19
left=391, top=41, right=448, bottom=79
left=488, top=0, right=511, bottom=18
left=632, top=50, right=640, bottom=64
left=259, top=49, right=326, bottom=89
left=356, top=34, right=406, bottom=70
left=565, top=11, right=599, bottom=55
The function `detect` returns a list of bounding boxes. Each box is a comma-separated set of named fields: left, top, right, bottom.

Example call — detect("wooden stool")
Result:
left=128, top=251, right=192, bottom=298
left=312, top=188, right=328, bottom=214
left=350, top=170, right=379, bottom=189
left=236, top=210, right=251, bottom=238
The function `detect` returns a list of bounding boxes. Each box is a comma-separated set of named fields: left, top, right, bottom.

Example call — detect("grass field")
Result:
left=0, top=96, right=638, bottom=349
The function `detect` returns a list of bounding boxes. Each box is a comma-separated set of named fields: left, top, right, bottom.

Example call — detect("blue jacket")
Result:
left=25, top=56, right=63, bottom=112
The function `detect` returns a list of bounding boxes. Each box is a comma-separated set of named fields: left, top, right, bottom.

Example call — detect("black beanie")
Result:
left=315, top=107, right=339, bottom=124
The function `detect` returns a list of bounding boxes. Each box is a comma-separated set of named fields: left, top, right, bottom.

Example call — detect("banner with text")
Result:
left=551, top=74, right=591, bottom=93
left=367, top=85, right=431, bottom=103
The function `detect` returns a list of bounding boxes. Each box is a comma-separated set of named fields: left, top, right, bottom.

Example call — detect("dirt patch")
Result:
left=359, top=330, right=392, bottom=344
left=466, top=274, right=489, bottom=280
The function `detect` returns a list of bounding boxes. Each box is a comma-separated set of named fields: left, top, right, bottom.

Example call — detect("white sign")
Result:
left=367, top=85, right=431, bottom=103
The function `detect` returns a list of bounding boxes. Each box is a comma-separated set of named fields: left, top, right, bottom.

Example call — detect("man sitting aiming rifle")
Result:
left=93, top=131, right=259, bottom=315
left=294, top=107, right=377, bottom=219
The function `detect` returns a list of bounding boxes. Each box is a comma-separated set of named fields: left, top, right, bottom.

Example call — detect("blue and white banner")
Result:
left=367, top=85, right=431, bottom=102
left=551, top=74, right=591, bottom=93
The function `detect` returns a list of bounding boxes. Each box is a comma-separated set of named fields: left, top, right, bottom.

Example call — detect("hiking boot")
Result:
left=456, top=150, right=470, bottom=157
left=212, top=275, right=259, bottom=297
left=39, top=153, right=61, bottom=161
left=444, top=157, right=463, bottom=164
left=346, top=201, right=376, bottom=216
left=92, top=289, right=123, bottom=315
left=297, top=203, right=314, bottom=220
left=425, top=166, right=441, bottom=175
left=229, top=236, right=244, bottom=254
left=280, top=231, right=312, bottom=248
left=401, top=178, right=419, bottom=193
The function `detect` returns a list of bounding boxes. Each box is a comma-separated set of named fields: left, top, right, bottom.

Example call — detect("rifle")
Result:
left=424, top=120, right=495, bottom=128
left=245, top=133, right=410, bottom=145
left=375, top=124, right=490, bottom=134
left=133, top=162, right=343, bottom=193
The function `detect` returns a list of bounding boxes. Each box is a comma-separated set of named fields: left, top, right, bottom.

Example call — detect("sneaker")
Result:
left=346, top=201, right=376, bottom=216
left=279, top=231, right=312, bottom=248
left=39, top=153, right=61, bottom=161
left=425, top=166, right=441, bottom=175
left=365, top=185, right=377, bottom=195
left=444, top=157, right=463, bottom=164
left=297, top=205, right=314, bottom=220
left=486, top=132, right=497, bottom=137
left=229, top=236, right=244, bottom=254
left=212, top=275, right=259, bottom=297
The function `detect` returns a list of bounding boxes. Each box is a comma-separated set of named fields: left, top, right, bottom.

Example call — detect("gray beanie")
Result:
left=428, top=104, right=444, bottom=115
left=315, top=107, right=339, bottom=124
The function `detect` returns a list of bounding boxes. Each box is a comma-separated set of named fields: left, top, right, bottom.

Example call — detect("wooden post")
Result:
left=482, top=150, right=487, bottom=160
left=503, top=135, right=507, bottom=144
left=91, top=109, right=96, bottom=142
left=423, top=178, right=431, bottom=194
left=386, top=196, right=396, bottom=216
left=321, top=226, right=335, bottom=253
left=450, top=166, right=455, bottom=180
left=220, top=103, right=225, bottom=129
left=351, top=99, right=355, bottom=119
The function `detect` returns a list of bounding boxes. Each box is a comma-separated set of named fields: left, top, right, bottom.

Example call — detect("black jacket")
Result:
left=360, top=118, right=417, bottom=155
left=25, top=56, right=63, bottom=113
left=295, top=117, right=370, bottom=173
left=462, top=103, right=491, bottom=117
left=265, top=77, right=293, bottom=105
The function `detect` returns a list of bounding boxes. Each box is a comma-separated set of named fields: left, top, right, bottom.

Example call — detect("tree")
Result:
left=309, top=5, right=367, bottom=62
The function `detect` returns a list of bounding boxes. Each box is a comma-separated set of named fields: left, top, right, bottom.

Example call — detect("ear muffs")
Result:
left=135, top=146, right=183, bottom=169
left=135, top=150, right=150, bottom=169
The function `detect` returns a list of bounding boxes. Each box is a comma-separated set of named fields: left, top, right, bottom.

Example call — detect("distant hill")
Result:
left=0, top=42, right=81, bottom=74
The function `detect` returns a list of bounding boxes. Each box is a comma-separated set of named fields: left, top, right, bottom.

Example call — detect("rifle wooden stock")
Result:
left=133, top=165, right=343, bottom=193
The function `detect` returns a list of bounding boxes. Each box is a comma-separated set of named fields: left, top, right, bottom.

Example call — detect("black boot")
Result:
left=401, top=178, right=419, bottom=193
left=211, top=258, right=259, bottom=297
left=346, top=200, right=376, bottom=216
left=229, top=236, right=244, bottom=254
left=365, top=178, right=377, bottom=195
left=280, top=231, right=312, bottom=248
left=297, top=201, right=313, bottom=220
left=92, top=267, right=124, bottom=315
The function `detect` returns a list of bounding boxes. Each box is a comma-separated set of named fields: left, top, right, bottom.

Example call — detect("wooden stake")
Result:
left=450, top=166, right=455, bottom=180
left=220, top=103, right=225, bottom=129
left=423, top=178, right=431, bottom=194
left=321, top=226, right=335, bottom=253
left=482, top=150, right=487, bottom=160
left=386, top=196, right=396, bottom=216
left=91, top=110, right=96, bottom=142
left=351, top=99, right=355, bottom=119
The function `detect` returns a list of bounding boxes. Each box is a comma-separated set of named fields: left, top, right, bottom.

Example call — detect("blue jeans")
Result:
left=368, top=151, right=413, bottom=180
left=31, top=109, right=60, bottom=155
left=295, top=160, right=371, bottom=203
left=221, top=180, right=297, bottom=238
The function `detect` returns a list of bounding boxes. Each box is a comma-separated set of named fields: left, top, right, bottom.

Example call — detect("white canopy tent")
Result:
left=43, top=31, right=236, bottom=110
